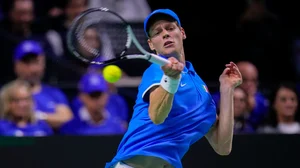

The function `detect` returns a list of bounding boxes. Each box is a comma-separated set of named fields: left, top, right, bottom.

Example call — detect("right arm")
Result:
left=148, top=57, right=184, bottom=124
left=37, top=104, right=73, bottom=129
left=148, top=86, right=175, bottom=124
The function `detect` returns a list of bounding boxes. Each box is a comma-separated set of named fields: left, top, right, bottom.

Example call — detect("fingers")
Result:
left=162, top=57, right=184, bottom=78
left=222, top=67, right=231, bottom=75
left=225, top=61, right=240, bottom=74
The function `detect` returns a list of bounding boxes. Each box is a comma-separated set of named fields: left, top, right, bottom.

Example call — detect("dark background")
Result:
left=147, top=0, right=299, bottom=85
left=0, top=135, right=298, bottom=168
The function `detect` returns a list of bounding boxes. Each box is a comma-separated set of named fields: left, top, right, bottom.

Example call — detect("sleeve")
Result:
left=139, top=64, right=164, bottom=102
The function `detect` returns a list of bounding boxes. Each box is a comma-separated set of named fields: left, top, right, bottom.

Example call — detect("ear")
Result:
left=180, top=27, right=187, bottom=40
left=147, top=39, right=155, bottom=51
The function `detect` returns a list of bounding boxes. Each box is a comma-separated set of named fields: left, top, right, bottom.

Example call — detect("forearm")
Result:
left=43, top=105, right=73, bottom=128
left=217, top=87, right=234, bottom=152
left=45, top=112, right=73, bottom=128
left=148, top=86, right=174, bottom=124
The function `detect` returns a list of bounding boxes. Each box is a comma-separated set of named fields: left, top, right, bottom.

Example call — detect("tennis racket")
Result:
left=67, top=7, right=170, bottom=66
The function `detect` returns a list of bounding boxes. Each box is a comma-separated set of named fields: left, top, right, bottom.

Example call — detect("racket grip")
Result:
left=149, top=54, right=170, bottom=66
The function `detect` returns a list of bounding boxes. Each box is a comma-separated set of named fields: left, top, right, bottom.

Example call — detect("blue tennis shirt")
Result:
left=105, top=61, right=216, bottom=168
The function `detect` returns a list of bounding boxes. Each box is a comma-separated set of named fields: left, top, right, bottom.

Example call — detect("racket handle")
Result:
left=149, top=54, right=170, bottom=66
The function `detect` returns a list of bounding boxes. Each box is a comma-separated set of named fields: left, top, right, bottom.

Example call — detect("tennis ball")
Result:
left=102, top=65, right=122, bottom=83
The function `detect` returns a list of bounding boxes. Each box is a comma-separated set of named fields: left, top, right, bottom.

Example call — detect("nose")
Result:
left=162, top=29, right=170, bottom=39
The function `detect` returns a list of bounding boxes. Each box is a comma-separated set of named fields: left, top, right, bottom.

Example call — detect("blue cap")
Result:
left=144, top=9, right=181, bottom=37
left=14, top=40, right=44, bottom=60
left=79, top=72, right=108, bottom=93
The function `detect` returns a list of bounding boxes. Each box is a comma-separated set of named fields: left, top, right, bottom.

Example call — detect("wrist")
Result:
left=36, top=112, right=48, bottom=120
left=160, top=74, right=181, bottom=94
left=219, top=86, right=234, bottom=94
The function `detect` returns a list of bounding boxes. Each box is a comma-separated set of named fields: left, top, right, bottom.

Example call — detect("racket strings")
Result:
left=70, top=10, right=129, bottom=62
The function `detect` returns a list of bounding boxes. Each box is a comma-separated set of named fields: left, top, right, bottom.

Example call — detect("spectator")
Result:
left=61, top=72, right=127, bottom=135
left=46, top=0, right=89, bottom=59
left=258, top=82, right=300, bottom=134
left=0, top=79, right=53, bottom=136
left=236, top=61, right=269, bottom=128
left=86, top=64, right=129, bottom=122
left=212, top=61, right=269, bottom=129
left=13, top=40, right=73, bottom=130
left=233, top=87, right=255, bottom=134
left=45, top=1, right=115, bottom=83
left=0, top=0, right=54, bottom=84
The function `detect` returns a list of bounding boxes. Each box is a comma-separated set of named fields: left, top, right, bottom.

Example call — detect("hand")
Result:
left=35, top=111, right=48, bottom=120
left=161, top=57, right=184, bottom=79
left=219, top=62, right=242, bottom=89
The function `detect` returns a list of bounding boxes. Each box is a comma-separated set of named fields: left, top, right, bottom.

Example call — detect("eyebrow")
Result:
left=150, top=22, right=178, bottom=35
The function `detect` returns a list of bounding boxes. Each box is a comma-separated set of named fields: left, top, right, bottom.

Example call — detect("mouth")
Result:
left=164, top=41, right=174, bottom=47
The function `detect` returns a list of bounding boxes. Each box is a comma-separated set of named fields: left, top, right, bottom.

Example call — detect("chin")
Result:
left=161, top=51, right=179, bottom=59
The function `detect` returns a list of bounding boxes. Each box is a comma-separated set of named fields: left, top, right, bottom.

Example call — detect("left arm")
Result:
left=205, top=88, right=234, bottom=155
left=205, top=62, right=242, bottom=156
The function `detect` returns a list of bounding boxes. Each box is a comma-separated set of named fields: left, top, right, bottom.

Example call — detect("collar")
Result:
left=183, top=61, right=196, bottom=75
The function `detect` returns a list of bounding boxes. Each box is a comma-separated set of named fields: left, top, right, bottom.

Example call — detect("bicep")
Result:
left=143, top=84, right=160, bottom=102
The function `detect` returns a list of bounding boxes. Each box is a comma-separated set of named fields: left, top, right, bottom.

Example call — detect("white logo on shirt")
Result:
left=180, top=83, right=186, bottom=87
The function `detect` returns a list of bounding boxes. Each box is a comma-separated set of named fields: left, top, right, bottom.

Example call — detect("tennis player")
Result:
left=105, top=9, right=242, bottom=168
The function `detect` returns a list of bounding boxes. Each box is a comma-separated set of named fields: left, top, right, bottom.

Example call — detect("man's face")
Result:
left=10, top=0, right=34, bottom=27
left=237, top=62, right=258, bottom=96
left=78, top=27, right=101, bottom=59
left=15, top=54, right=45, bottom=84
left=80, top=91, right=108, bottom=114
left=147, top=20, right=186, bottom=58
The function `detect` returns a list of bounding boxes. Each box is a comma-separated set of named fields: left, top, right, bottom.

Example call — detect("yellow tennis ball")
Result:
left=102, top=65, right=122, bottom=83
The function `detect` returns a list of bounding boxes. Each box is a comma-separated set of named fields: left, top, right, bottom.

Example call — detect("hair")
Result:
left=0, top=79, right=36, bottom=123
left=264, top=81, right=300, bottom=127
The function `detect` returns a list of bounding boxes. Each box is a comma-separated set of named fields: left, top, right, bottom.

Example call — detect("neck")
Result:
left=89, top=109, right=106, bottom=123
left=277, top=115, right=295, bottom=124
left=161, top=50, right=186, bottom=65
left=12, top=116, right=30, bottom=127
left=30, top=82, right=42, bottom=94
left=179, top=54, right=186, bottom=66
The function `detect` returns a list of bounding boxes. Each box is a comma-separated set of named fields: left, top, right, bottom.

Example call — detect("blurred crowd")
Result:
left=0, top=0, right=299, bottom=137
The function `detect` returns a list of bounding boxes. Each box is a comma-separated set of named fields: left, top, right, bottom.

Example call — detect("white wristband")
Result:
left=160, top=74, right=181, bottom=94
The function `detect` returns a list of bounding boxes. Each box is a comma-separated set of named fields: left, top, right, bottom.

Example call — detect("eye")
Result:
left=168, top=27, right=174, bottom=30
left=150, top=30, right=161, bottom=37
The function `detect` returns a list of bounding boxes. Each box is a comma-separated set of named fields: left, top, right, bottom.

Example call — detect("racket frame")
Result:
left=67, top=7, right=170, bottom=66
